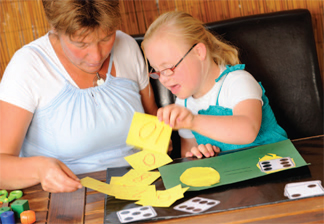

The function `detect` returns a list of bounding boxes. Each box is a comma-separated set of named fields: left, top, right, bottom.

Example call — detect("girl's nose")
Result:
left=158, top=74, right=170, bottom=85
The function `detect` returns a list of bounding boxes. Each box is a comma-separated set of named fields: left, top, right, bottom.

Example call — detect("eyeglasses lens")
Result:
left=150, top=72, right=160, bottom=79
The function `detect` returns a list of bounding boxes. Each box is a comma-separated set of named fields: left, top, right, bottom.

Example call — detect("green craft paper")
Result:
left=159, top=139, right=309, bottom=191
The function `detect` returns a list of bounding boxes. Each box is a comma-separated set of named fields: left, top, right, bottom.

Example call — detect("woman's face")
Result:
left=145, top=35, right=204, bottom=99
left=58, top=28, right=116, bottom=74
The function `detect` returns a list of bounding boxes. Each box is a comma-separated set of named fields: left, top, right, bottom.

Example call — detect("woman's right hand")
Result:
left=37, top=157, right=83, bottom=193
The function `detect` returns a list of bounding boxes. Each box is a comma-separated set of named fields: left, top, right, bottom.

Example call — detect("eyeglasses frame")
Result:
left=149, top=43, right=198, bottom=79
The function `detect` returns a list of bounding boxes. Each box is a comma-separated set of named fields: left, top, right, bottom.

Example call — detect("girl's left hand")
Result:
left=168, top=139, right=173, bottom=154
left=157, top=104, right=195, bottom=129
left=185, top=144, right=220, bottom=159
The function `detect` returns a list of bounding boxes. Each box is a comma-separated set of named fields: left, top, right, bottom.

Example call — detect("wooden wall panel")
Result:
left=0, top=0, right=323, bottom=82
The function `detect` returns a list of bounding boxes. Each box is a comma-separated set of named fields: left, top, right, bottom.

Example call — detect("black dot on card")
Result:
left=283, top=164, right=291, bottom=167
left=280, top=162, right=290, bottom=165
left=140, top=207, right=149, bottom=211
left=143, top=213, right=153, bottom=217
left=199, top=200, right=208, bottom=204
left=132, top=212, right=141, bottom=216
left=193, top=208, right=202, bottom=212
left=263, top=164, right=272, bottom=168
left=207, top=202, right=216, bottom=205
left=179, top=205, right=187, bottom=208
left=186, top=207, right=195, bottom=210
left=264, top=167, right=272, bottom=171
left=261, top=161, right=270, bottom=164
left=291, top=194, right=301, bottom=197
left=192, top=199, right=200, bottom=203
left=280, top=158, right=289, bottom=161
left=125, top=217, right=133, bottom=221
left=121, top=211, right=130, bottom=215
left=308, top=184, right=317, bottom=188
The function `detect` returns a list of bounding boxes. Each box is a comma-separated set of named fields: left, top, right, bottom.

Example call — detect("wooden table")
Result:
left=21, top=135, right=324, bottom=223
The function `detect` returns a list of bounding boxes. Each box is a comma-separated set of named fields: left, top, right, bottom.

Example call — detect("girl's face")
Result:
left=145, top=35, right=205, bottom=99
left=58, top=28, right=116, bottom=74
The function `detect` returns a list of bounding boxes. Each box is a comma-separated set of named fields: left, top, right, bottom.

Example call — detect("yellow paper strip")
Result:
left=80, top=177, right=115, bottom=196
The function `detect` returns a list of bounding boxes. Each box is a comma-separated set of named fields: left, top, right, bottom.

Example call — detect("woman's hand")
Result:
left=185, top=144, right=220, bottom=159
left=37, top=157, right=83, bottom=193
left=157, top=104, right=195, bottom=130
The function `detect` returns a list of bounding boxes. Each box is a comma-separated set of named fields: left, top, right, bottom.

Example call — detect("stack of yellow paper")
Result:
left=81, top=112, right=188, bottom=207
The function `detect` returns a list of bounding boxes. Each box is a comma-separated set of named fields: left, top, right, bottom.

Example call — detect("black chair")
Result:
left=133, top=9, right=323, bottom=156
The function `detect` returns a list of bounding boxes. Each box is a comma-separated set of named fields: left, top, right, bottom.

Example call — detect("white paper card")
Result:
left=258, top=157, right=295, bottom=172
left=173, top=197, right=220, bottom=214
left=284, top=180, right=324, bottom=199
left=117, top=206, right=157, bottom=223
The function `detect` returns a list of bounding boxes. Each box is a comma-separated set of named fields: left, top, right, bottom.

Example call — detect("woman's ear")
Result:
left=49, top=25, right=59, bottom=35
left=195, top=42, right=207, bottom=61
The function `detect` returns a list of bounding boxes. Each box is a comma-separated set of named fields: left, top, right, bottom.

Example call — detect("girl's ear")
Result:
left=195, top=42, right=207, bottom=61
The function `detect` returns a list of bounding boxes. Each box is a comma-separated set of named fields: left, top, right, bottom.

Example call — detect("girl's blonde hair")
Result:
left=142, top=11, right=240, bottom=66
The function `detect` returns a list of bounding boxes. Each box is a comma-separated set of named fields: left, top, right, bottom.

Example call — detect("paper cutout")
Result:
left=117, top=206, right=157, bottom=223
left=136, top=184, right=187, bottom=207
left=180, top=167, right=220, bottom=187
left=109, top=176, right=126, bottom=185
left=159, top=139, right=309, bottom=191
left=259, top=153, right=282, bottom=161
left=126, top=112, right=172, bottom=154
left=114, top=185, right=156, bottom=201
left=124, top=150, right=173, bottom=171
left=80, top=113, right=177, bottom=207
left=81, top=177, right=115, bottom=195
left=109, top=169, right=161, bottom=186
left=174, top=197, right=220, bottom=214
left=257, top=155, right=296, bottom=174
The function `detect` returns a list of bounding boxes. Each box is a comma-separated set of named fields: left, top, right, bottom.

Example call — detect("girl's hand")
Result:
left=168, top=139, right=173, bottom=154
left=37, top=157, right=83, bottom=193
left=185, top=144, right=220, bottom=159
left=157, top=104, right=195, bottom=129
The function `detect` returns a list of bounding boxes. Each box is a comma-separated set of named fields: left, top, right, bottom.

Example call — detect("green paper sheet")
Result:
left=159, top=139, right=309, bottom=191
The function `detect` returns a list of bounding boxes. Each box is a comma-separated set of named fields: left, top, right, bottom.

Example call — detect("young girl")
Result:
left=141, top=11, right=287, bottom=158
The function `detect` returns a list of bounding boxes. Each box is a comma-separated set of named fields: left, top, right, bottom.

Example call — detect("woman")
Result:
left=0, top=0, right=157, bottom=192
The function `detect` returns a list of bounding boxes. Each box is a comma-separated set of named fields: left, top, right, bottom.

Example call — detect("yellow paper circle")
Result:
left=180, top=167, right=220, bottom=187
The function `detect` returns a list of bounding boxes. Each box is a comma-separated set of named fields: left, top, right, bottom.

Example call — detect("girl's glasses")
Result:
left=149, top=43, right=198, bottom=79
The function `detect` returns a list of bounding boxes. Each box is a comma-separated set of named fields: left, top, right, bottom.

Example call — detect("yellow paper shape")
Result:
left=126, top=112, right=172, bottom=154
left=81, top=177, right=116, bottom=196
left=180, top=167, right=220, bottom=187
left=109, top=176, right=127, bottom=185
left=124, top=150, right=173, bottom=171
left=109, top=170, right=160, bottom=186
left=114, top=185, right=156, bottom=201
left=259, top=153, right=282, bottom=161
left=125, top=169, right=161, bottom=185
left=136, top=184, right=185, bottom=207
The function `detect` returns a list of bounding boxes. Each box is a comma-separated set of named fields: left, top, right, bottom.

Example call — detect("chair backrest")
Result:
left=134, top=9, right=323, bottom=140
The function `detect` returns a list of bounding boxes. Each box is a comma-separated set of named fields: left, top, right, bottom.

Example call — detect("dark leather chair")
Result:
left=133, top=9, right=323, bottom=157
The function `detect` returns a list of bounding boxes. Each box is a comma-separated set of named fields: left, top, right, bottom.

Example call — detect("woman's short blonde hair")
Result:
left=142, top=11, right=240, bottom=66
left=42, top=0, right=121, bottom=38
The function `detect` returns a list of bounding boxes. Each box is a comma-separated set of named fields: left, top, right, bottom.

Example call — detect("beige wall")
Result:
left=1, top=0, right=323, bottom=81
